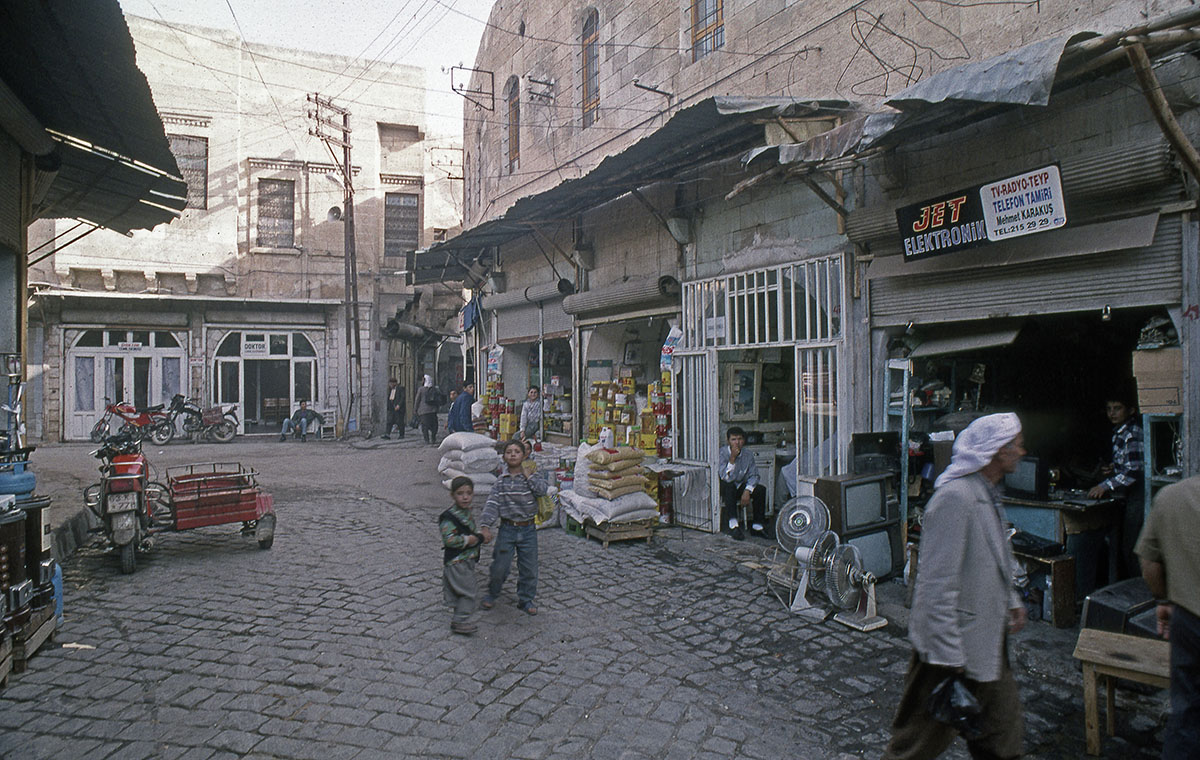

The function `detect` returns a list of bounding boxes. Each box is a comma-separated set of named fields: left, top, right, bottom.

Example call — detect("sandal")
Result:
left=519, top=603, right=538, bottom=616
left=480, top=596, right=495, bottom=610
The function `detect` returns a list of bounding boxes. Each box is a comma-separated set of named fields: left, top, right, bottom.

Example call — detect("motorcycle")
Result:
left=84, top=432, right=275, bottom=574
left=83, top=432, right=162, bottom=574
left=89, top=398, right=172, bottom=444
left=154, top=394, right=239, bottom=445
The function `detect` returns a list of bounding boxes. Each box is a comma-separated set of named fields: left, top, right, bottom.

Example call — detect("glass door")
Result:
left=215, top=359, right=242, bottom=432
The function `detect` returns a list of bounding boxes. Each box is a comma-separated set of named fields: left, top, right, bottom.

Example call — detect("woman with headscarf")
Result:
left=413, top=374, right=440, bottom=445
left=884, top=412, right=1029, bottom=760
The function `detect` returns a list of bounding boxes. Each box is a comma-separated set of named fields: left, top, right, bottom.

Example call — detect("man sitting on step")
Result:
left=718, top=426, right=767, bottom=541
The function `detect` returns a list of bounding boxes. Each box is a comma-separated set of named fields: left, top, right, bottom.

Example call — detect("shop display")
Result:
left=585, top=369, right=673, bottom=458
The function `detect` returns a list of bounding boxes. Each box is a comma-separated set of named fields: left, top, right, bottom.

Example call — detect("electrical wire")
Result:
left=222, top=0, right=303, bottom=156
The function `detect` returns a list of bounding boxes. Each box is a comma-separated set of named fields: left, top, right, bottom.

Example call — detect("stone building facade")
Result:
left=26, top=15, right=462, bottom=441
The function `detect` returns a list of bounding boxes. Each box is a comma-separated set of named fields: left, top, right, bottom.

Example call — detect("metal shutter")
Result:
left=869, top=216, right=1182, bottom=327
left=496, top=300, right=572, bottom=344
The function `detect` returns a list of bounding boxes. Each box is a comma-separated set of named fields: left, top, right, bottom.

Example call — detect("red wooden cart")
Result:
left=159, top=463, right=276, bottom=548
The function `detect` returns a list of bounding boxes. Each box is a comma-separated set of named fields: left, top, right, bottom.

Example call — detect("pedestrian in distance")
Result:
left=381, top=378, right=406, bottom=439
left=447, top=381, right=476, bottom=433
left=413, top=374, right=442, bottom=445
left=1135, top=474, right=1200, bottom=759
left=883, top=412, right=1028, bottom=760
left=478, top=439, right=548, bottom=616
left=279, top=400, right=323, bottom=442
left=439, top=476, right=487, bottom=636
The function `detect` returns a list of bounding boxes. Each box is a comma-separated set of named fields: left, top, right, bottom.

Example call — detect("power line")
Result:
left=222, top=0, right=303, bottom=156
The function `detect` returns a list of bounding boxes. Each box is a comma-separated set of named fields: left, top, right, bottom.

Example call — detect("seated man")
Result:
left=280, top=400, right=323, bottom=442
left=718, top=426, right=767, bottom=540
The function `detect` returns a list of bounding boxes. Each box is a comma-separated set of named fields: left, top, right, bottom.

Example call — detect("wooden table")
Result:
left=1072, top=628, right=1170, bottom=756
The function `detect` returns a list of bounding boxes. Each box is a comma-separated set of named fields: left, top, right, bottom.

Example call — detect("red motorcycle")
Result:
left=84, top=432, right=275, bottom=574
left=88, top=399, right=172, bottom=445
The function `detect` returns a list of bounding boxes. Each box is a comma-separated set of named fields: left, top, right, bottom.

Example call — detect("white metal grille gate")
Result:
left=671, top=349, right=718, bottom=531
left=676, top=257, right=846, bottom=529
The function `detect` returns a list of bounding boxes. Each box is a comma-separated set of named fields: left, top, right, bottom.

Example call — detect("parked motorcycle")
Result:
left=89, top=399, right=172, bottom=444
left=83, top=432, right=164, bottom=574
left=153, top=395, right=238, bottom=445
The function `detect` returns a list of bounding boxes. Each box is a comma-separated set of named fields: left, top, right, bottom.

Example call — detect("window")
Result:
left=433, top=228, right=448, bottom=243
left=581, top=9, right=600, bottom=127
left=257, top=178, right=295, bottom=248
left=76, top=330, right=104, bottom=348
left=167, top=134, right=209, bottom=209
left=384, top=193, right=420, bottom=257
left=691, top=0, right=724, bottom=62
left=269, top=334, right=289, bottom=355
left=505, top=77, right=520, bottom=174
left=378, top=123, right=422, bottom=174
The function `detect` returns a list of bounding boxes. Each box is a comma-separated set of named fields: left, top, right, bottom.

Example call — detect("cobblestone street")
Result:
left=0, top=440, right=1170, bottom=759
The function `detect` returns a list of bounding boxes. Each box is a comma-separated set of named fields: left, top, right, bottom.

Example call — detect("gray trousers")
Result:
left=442, top=560, right=477, bottom=624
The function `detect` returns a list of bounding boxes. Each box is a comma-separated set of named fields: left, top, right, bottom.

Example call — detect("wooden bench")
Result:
left=1072, top=627, right=1170, bottom=756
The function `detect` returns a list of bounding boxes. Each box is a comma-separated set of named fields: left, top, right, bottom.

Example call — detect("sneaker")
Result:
left=451, top=621, right=477, bottom=635
left=480, top=596, right=495, bottom=610
left=381, top=435, right=390, bottom=440
left=301, top=434, right=307, bottom=442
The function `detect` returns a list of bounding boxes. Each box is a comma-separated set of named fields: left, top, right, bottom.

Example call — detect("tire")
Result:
left=258, top=534, right=274, bottom=550
left=149, top=420, right=175, bottom=446
left=90, top=419, right=110, bottom=443
left=119, top=422, right=142, bottom=441
left=255, top=512, right=276, bottom=549
left=120, top=542, right=136, bottom=574
left=212, top=419, right=237, bottom=443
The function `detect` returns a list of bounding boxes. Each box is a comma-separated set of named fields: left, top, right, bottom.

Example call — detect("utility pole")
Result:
left=307, top=93, right=364, bottom=432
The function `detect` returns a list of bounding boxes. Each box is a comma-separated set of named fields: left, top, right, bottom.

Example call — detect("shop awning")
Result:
left=414, top=96, right=848, bottom=285
left=909, top=325, right=1022, bottom=357
left=863, top=213, right=1161, bottom=279
left=0, top=1, right=187, bottom=234
left=748, top=33, right=1086, bottom=169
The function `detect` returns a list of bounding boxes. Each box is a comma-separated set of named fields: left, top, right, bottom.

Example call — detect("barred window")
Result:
left=690, top=0, right=724, bottom=62
left=257, top=178, right=295, bottom=248
left=168, top=134, right=208, bottom=209
left=505, top=77, right=520, bottom=174
left=581, top=9, right=600, bottom=128
left=384, top=192, right=420, bottom=257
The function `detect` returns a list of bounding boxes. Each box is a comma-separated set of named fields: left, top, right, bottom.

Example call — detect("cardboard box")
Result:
left=1132, top=348, right=1183, bottom=413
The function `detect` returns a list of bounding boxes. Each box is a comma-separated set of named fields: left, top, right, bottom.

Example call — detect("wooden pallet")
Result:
left=12, top=604, right=56, bottom=674
left=585, top=518, right=656, bottom=548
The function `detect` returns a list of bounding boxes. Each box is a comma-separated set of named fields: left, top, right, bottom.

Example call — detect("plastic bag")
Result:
left=927, top=674, right=983, bottom=740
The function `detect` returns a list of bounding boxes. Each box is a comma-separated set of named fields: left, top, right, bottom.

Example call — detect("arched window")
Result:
left=581, top=9, right=600, bottom=128
left=504, top=76, right=520, bottom=174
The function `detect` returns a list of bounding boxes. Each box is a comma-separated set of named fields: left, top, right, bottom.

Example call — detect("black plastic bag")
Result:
left=927, top=674, right=984, bottom=740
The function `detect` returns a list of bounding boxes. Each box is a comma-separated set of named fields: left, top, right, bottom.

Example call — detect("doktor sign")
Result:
left=896, top=165, right=1066, bottom=262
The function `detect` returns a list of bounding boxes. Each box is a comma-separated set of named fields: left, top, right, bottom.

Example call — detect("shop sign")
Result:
left=117, top=342, right=143, bottom=351
left=897, top=164, right=1066, bottom=262
left=188, top=357, right=205, bottom=367
left=242, top=338, right=268, bottom=357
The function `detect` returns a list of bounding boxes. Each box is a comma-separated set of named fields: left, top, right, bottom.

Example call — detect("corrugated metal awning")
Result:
left=908, top=325, right=1022, bottom=357
left=0, top=1, right=187, bottom=234
left=414, top=96, right=847, bottom=284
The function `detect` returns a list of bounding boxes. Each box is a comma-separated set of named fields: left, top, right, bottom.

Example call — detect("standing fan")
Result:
left=767, top=497, right=834, bottom=617
left=826, top=543, right=887, bottom=631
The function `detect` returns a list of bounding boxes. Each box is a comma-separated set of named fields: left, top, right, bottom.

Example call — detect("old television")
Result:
left=1004, top=456, right=1049, bottom=500
left=811, top=472, right=904, bottom=580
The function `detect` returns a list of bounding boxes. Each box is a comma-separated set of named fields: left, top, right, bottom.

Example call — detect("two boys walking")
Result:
left=439, top=439, right=548, bottom=634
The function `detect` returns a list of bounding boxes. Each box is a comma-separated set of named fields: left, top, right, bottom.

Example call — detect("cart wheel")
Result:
left=89, top=420, right=110, bottom=443
left=120, top=542, right=136, bottom=574
left=255, top=513, right=276, bottom=549
left=149, top=420, right=175, bottom=446
left=212, top=419, right=237, bottom=443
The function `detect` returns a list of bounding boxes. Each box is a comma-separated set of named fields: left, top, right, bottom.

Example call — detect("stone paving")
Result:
left=0, top=439, right=1171, bottom=758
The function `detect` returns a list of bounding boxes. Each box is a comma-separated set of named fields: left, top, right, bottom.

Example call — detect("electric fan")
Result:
left=766, top=497, right=834, bottom=617
left=825, top=543, right=887, bottom=631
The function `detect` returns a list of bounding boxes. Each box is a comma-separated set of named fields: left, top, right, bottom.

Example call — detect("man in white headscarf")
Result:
left=884, top=412, right=1028, bottom=760
left=413, top=374, right=441, bottom=445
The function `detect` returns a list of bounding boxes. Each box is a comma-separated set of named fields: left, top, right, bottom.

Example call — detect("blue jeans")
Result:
left=1165, top=604, right=1200, bottom=760
left=487, top=523, right=538, bottom=606
left=281, top=418, right=308, bottom=436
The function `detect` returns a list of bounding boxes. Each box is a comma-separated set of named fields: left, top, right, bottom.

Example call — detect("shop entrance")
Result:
left=244, top=360, right=291, bottom=434
left=212, top=330, right=320, bottom=435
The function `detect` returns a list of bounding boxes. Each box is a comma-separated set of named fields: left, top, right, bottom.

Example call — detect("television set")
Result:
left=811, top=472, right=904, bottom=579
left=1004, top=456, right=1049, bottom=500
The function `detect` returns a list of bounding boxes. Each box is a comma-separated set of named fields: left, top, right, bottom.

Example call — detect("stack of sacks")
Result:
left=437, top=432, right=500, bottom=493
left=585, top=446, right=647, bottom=500
left=558, top=489, right=659, bottom=526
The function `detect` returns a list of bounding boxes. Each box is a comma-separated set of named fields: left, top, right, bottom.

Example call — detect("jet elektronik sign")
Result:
left=896, top=165, right=1066, bottom=262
